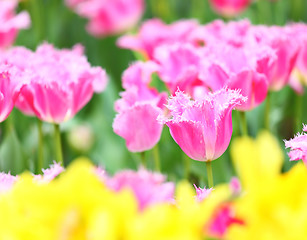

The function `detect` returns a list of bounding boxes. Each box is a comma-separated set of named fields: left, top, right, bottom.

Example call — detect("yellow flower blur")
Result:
left=227, top=131, right=307, bottom=240
left=231, top=130, right=284, bottom=190
left=0, top=158, right=138, bottom=240
left=0, top=158, right=228, bottom=240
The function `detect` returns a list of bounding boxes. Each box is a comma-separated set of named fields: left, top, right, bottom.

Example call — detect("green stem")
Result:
left=5, top=115, right=14, bottom=171
left=152, top=145, right=161, bottom=172
left=206, top=161, right=214, bottom=188
left=4, top=114, right=28, bottom=171
left=37, top=119, right=44, bottom=173
left=239, top=111, right=248, bottom=136
left=295, top=94, right=303, bottom=133
left=140, top=151, right=146, bottom=168
left=265, top=92, right=271, bottom=131
left=53, top=124, right=63, bottom=165
left=183, top=154, right=191, bottom=180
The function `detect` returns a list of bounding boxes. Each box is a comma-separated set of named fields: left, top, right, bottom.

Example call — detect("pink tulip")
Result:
left=34, top=161, right=64, bottom=182
left=286, top=23, right=307, bottom=94
left=115, top=61, right=164, bottom=110
left=0, top=0, right=30, bottom=49
left=106, top=168, right=175, bottom=210
left=250, top=25, right=299, bottom=91
left=189, top=19, right=251, bottom=48
left=285, top=125, right=307, bottom=166
left=65, top=0, right=88, bottom=8
left=193, top=184, right=213, bottom=202
left=5, top=43, right=107, bottom=123
left=67, top=0, right=144, bottom=36
left=209, top=0, right=251, bottom=17
left=0, top=64, right=26, bottom=122
left=208, top=203, right=244, bottom=238
left=153, top=43, right=204, bottom=97
left=159, top=89, right=246, bottom=162
left=0, top=172, right=17, bottom=194
left=113, top=62, right=166, bottom=152
left=200, top=44, right=275, bottom=111
left=113, top=104, right=164, bottom=152
left=288, top=73, right=305, bottom=95
left=206, top=179, right=243, bottom=237
left=296, top=40, right=307, bottom=84
left=117, top=19, right=199, bottom=59
left=230, top=177, right=241, bottom=195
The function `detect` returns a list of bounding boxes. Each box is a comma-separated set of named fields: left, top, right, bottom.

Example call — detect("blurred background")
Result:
left=1, top=0, right=307, bottom=186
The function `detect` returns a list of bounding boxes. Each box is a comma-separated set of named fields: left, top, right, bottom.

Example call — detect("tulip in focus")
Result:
left=209, top=0, right=251, bottom=17
left=159, top=88, right=246, bottom=162
left=0, top=0, right=30, bottom=49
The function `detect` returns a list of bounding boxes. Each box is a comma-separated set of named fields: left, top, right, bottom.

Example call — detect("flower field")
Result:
left=0, top=0, right=307, bottom=239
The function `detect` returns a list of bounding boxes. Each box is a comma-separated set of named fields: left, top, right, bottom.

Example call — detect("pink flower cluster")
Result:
left=119, top=19, right=303, bottom=93
left=285, top=124, right=307, bottom=166
left=65, top=0, right=144, bottom=37
left=114, top=19, right=306, bottom=159
left=0, top=43, right=108, bottom=124
left=0, top=0, right=30, bottom=49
